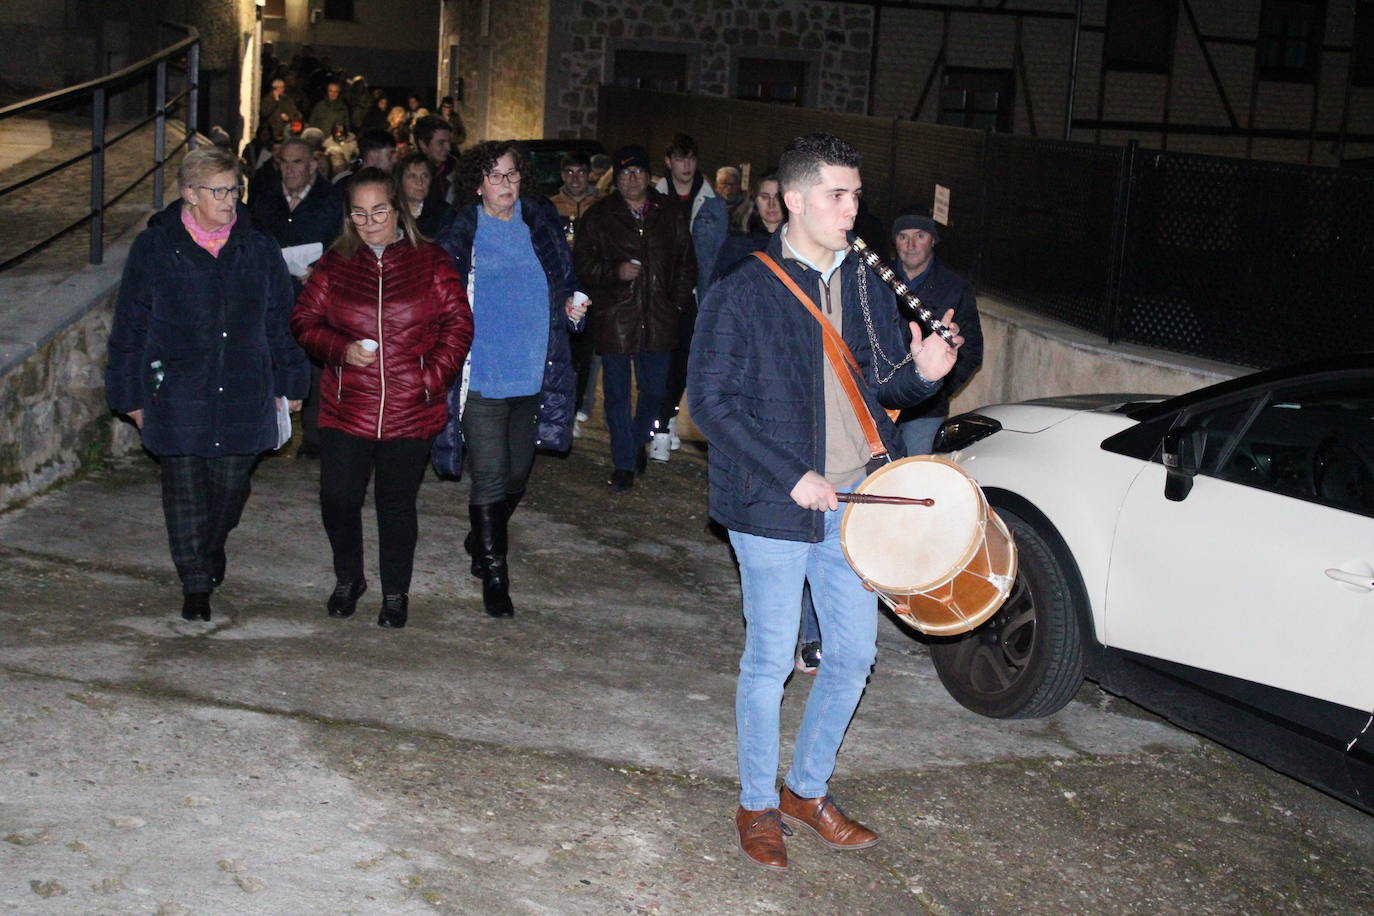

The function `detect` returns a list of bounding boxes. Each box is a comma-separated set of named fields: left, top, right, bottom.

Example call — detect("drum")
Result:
left=840, top=455, right=1017, bottom=636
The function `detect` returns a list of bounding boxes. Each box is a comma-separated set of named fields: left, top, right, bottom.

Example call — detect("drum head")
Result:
left=840, top=456, right=986, bottom=593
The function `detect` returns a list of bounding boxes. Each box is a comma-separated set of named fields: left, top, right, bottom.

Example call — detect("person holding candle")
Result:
left=292, top=167, right=473, bottom=628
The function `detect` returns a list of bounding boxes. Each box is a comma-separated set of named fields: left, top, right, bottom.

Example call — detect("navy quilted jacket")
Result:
left=431, top=196, right=578, bottom=476
left=688, top=231, right=938, bottom=542
left=106, top=201, right=310, bottom=457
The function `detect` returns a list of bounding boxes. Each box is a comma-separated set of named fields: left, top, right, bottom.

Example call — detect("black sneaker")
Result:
left=181, top=592, right=211, bottom=622
left=326, top=577, right=367, bottom=618
left=795, top=641, right=822, bottom=674
left=608, top=469, right=635, bottom=492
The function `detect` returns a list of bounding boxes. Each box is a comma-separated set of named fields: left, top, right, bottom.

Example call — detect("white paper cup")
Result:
left=572, top=291, right=590, bottom=308
left=359, top=338, right=379, bottom=353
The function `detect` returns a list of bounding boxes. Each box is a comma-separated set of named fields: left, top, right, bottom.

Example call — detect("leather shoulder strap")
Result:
left=751, top=252, right=887, bottom=459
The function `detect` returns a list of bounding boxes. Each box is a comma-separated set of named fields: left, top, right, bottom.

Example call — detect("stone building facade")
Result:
left=441, top=0, right=1372, bottom=168
left=870, top=0, right=1374, bottom=167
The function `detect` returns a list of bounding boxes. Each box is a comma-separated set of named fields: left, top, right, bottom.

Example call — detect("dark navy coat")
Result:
left=431, top=196, right=578, bottom=477
left=894, top=259, right=983, bottom=422
left=688, top=230, right=938, bottom=542
left=105, top=201, right=310, bottom=456
left=247, top=172, right=343, bottom=251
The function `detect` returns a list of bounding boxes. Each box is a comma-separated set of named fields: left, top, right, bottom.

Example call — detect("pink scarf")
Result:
left=182, top=205, right=236, bottom=258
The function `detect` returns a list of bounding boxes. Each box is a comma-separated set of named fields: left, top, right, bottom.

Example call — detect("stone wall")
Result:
left=545, top=0, right=875, bottom=139
left=0, top=293, right=140, bottom=513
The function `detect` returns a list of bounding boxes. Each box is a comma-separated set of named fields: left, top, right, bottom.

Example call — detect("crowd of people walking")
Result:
left=104, top=46, right=986, bottom=873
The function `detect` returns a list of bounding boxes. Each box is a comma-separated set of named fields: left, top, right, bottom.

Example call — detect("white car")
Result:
left=931, top=354, right=1374, bottom=813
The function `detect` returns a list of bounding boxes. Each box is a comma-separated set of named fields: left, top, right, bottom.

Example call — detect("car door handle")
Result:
left=1324, top=568, right=1374, bottom=591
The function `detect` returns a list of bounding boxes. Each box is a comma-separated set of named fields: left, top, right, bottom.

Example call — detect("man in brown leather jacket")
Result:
left=574, top=146, right=696, bottom=491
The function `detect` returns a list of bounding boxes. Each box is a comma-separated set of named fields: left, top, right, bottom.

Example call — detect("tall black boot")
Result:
left=465, top=491, right=524, bottom=578
left=469, top=502, right=514, bottom=618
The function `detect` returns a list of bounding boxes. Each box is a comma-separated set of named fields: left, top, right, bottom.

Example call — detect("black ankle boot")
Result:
left=469, top=502, right=514, bottom=618
left=182, top=592, right=211, bottom=621
left=465, top=491, right=523, bottom=579
left=378, top=593, right=408, bottom=628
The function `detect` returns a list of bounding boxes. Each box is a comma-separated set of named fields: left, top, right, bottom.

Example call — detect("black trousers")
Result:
left=569, top=328, right=595, bottom=415
left=318, top=427, right=435, bottom=596
left=461, top=391, right=539, bottom=506
left=656, top=301, right=697, bottom=428
left=160, top=454, right=259, bottom=594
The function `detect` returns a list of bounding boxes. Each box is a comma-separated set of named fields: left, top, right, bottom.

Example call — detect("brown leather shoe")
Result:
left=735, top=806, right=790, bottom=870
left=778, top=787, right=879, bottom=850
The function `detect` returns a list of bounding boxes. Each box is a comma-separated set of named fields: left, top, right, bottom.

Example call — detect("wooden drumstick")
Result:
left=837, top=493, right=934, bottom=506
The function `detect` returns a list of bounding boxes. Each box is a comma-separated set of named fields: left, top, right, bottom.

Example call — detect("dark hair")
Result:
left=412, top=115, right=452, bottom=151
left=395, top=151, right=434, bottom=181
left=560, top=150, right=592, bottom=170
left=357, top=129, right=394, bottom=158
left=331, top=167, right=422, bottom=258
left=665, top=132, right=697, bottom=158
left=777, top=133, right=860, bottom=194
left=455, top=140, right=534, bottom=201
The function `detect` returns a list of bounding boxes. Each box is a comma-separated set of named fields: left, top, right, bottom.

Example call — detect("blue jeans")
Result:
left=898, top=415, right=945, bottom=457
left=600, top=350, right=670, bottom=471
left=728, top=500, right=878, bottom=810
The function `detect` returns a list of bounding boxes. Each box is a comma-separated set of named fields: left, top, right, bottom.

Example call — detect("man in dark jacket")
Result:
left=574, top=145, right=696, bottom=491
left=249, top=136, right=343, bottom=457
left=688, top=134, right=960, bottom=870
left=890, top=207, right=983, bottom=455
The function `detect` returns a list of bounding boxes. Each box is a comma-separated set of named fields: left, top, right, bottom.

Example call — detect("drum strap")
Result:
left=751, top=252, right=889, bottom=459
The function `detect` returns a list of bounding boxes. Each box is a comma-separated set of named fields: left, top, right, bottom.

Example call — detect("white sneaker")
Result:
left=649, top=432, right=671, bottom=462
left=667, top=416, right=681, bottom=450
left=572, top=417, right=584, bottom=438
left=576, top=410, right=589, bottom=423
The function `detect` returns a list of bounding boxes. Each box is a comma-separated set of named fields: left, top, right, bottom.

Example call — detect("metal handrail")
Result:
left=0, top=22, right=200, bottom=271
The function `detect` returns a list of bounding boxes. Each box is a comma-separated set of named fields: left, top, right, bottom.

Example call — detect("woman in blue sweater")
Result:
left=434, top=141, right=586, bottom=618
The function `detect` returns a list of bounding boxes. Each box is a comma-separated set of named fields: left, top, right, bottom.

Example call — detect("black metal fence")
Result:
left=598, top=86, right=1374, bottom=369
left=0, top=23, right=199, bottom=271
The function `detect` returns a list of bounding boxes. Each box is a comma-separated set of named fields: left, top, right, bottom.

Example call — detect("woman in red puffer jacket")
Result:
left=292, top=167, right=473, bottom=629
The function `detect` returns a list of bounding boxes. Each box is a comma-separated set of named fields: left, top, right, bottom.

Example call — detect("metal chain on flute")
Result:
left=851, top=237, right=960, bottom=349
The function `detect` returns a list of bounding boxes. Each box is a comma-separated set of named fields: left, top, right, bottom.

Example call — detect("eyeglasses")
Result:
left=618, top=167, right=646, bottom=178
left=349, top=208, right=395, bottom=225
left=196, top=185, right=243, bottom=200
left=484, top=169, right=522, bottom=185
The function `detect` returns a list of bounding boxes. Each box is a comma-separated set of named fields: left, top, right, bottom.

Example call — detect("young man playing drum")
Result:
left=688, top=133, right=961, bottom=870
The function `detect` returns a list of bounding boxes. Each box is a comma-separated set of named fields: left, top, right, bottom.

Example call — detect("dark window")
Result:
left=1258, top=0, right=1326, bottom=82
left=938, top=68, right=1014, bottom=132
left=735, top=57, right=808, bottom=106
left=611, top=50, right=688, bottom=93
left=1194, top=381, right=1374, bottom=516
left=1104, top=0, right=1178, bottom=73
left=1353, top=2, right=1374, bottom=87
left=261, top=0, right=285, bottom=17
left=323, top=0, right=355, bottom=22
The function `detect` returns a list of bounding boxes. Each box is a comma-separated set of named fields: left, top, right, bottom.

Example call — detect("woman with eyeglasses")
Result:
left=292, top=167, right=473, bottom=629
left=433, top=140, right=587, bottom=619
left=106, top=147, right=311, bottom=622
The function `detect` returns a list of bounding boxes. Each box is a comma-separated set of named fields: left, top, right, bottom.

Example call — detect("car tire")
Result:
left=929, top=507, right=1084, bottom=719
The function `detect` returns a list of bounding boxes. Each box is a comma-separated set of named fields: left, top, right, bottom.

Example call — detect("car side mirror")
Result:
left=1162, top=425, right=1204, bottom=501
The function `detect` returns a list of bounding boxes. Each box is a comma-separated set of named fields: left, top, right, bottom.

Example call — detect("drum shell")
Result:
left=839, top=456, right=1017, bottom=636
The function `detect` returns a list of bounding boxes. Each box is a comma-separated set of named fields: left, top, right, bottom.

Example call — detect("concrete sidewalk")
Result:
left=0, top=431, right=1371, bottom=914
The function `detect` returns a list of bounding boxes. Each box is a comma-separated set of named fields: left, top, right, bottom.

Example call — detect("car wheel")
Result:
left=928, top=507, right=1084, bottom=719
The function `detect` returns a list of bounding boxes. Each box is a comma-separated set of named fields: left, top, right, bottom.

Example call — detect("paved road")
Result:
left=0, top=426, right=1371, bottom=914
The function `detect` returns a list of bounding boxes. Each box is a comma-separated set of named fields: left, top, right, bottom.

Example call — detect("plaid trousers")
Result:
left=159, top=454, right=259, bottom=594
